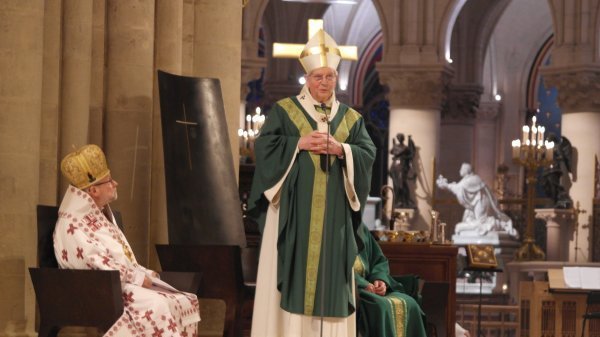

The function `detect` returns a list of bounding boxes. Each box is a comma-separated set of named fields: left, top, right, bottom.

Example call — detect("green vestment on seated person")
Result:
left=247, top=96, right=376, bottom=317
left=354, top=224, right=428, bottom=337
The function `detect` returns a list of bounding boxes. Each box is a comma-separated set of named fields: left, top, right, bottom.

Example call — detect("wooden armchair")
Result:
left=29, top=205, right=200, bottom=337
left=156, top=244, right=258, bottom=337
left=29, top=205, right=124, bottom=337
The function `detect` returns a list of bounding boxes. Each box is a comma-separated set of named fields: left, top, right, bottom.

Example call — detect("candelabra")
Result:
left=238, top=107, right=265, bottom=163
left=511, top=116, right=554, bottom=261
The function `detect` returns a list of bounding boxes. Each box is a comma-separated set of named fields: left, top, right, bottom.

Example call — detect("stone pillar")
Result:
left=39, top=0, right=62, bottom=206
left=535, top=208, right=576, bottom=261
left=0, top=1, right=44, bottom=334
left=475, top=101, right=501, bottom=186
left=192, top=0, right=243, bottom=178
left=377, top=64, right=453, bottom=229
left=543, top=67, right=600, bottom=262
left=439, top=84, right=482, bottom=182
left=149, top=0, right=184, bottom=270
left=105, top=0, right=155, bottom=262
left=89, top=0, right=107, bottom=146
left=59, top=0, right=94, bottom=191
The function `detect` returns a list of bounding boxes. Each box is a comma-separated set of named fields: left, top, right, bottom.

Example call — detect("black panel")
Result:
left=157, top=70, right=246, bottom=246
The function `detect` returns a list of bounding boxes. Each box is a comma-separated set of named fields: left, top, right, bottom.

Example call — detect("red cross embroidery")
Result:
left=67, top=224, right=76, bottom=235
left=61, top=249, right=68, bottom=261
left=83, top=214, right=101, bottom=232
left=122, top=291, right=134, bottom=305
left=102, top=255, right=110, bottom=266
left=143, top=310, right=153, bottom=321
left=152, top=327, right=164, bottom=337
left=181, top=331, right=188, bottom=337
left=167, top=319, right=177, bottom=332
left=76, top=247, right=84, bottom=259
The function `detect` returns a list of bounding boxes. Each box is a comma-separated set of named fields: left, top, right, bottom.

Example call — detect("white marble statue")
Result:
left=436, top=163, right=519, bottom=238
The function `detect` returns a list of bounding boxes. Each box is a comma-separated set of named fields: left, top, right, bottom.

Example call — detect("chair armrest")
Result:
left=393, top=274, right=423, bottom=305
left=29, top=267, right=123, bottom=328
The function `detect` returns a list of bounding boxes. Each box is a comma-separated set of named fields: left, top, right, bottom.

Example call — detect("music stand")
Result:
left=463, top=267, right=503, bottom=337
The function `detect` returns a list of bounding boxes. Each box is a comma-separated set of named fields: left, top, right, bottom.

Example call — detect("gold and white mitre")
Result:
left=272, top=19, right=357, bottom=73
left=61, top=144, right=110, bottom=189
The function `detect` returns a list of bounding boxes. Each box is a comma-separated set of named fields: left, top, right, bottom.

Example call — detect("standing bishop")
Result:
left=247, top=26, right=376, bottom=337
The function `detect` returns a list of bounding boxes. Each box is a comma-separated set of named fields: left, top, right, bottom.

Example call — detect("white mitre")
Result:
left=299, top=29, right=342, bottom=73
left=272, top=22, right=357, bottom=74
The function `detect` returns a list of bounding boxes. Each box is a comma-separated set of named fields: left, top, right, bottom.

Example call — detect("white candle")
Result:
left=546, top=141, right=554, bottom=161
left=512, top=140, right=520, bottom=159
left=522, top=125, right=529, bottom=144
left=246, top=114, right=251, bottom=131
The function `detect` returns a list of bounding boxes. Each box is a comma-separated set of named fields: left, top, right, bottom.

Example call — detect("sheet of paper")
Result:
left=579, top=267, right=600, bottom=290
left=563, top=267, right=581, bottom=288
left=563, top=266, right=600, bottom=289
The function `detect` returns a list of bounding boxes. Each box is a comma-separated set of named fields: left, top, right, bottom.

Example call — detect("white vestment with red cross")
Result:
left=54, top=186, right=201, bottom=337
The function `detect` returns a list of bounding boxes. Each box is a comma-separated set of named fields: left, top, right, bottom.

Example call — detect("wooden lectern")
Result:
left=379, top=243, right=458, bottom=337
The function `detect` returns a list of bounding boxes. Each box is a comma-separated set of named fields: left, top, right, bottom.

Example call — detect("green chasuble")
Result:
left=247, top=96, right=375, bottom=317
left=353, top=224, right=427, bottom=337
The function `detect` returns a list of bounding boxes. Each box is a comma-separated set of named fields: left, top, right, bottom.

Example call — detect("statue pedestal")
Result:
left=392, top=208, right=415, bottom=231
left=453, top=232, right=520, bottom=294
left=362, top=196, right=382, bottom=231
left=535, top=208, right=575, bottom=261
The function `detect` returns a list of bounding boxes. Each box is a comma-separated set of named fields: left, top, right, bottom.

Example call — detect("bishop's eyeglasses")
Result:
left=309, top=74, right=337, bottom=83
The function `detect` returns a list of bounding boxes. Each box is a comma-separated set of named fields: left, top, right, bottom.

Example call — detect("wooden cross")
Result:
left=175, top=102, right=197, bottom=171
left=272, top=19, right=358, bottom=61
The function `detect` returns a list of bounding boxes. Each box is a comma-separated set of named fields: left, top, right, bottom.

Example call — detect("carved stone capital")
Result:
left=241, top=56, right=266, bottom=100
left=376, top=63, right=454, bottom=110
left=541, top=66, right=600, bottom=113
left=441, top=83, right=483, bottom=124
left=476, top=101, right=501, bottom=122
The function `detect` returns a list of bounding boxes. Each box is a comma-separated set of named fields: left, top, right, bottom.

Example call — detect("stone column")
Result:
left=59, top=0, right=94, bottom=191
left=149, top=0, right=183, bottom=270
left=535, top=208, right=575, bottom=261
left=192, top=0, right=243, bottom=177
left=439, top=84, right=482, bottom=182
left=89, top=0, right=107, bottom=146
left=543, top=67, right=600, bottom=262
left=377, top=64, right=453, bottom=229
left=105, top=0, right=155, bottom=262
left=0, top=1, right=44, bottom=334
left=39, top=0, right=62, bottom=206
left=475, top=101, right=501, bottom=186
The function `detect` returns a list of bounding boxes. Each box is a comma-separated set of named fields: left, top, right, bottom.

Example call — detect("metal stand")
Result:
left=464, top=267, right=503, bottom=337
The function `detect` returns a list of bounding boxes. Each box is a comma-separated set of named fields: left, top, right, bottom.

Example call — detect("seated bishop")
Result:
left=354, top=223, right=427, bottom=337
left=54, top=144, right=201, bottom=337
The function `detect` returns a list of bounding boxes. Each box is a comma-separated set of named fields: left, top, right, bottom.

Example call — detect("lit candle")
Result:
left=522, top=125, right=529, bottom=144
left=532, top=116, right=537, bottom=129
left=512, top=139, right=521, bottom=159
left=546, top=141, right=554, bottom=161
left=243, top=130, right=248, bottom=149
left=246, top=114, right=251, bottom=131
left=252, top=114, right=258, bottom=133
left=538, top=126, right=544, bottom=145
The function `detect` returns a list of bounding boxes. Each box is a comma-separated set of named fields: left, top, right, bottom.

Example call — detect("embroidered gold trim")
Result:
left=388, top=294, right=407, bottom=336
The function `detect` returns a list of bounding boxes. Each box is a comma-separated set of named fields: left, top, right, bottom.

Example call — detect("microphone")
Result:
left=320, top=103, right=330, bottom=172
